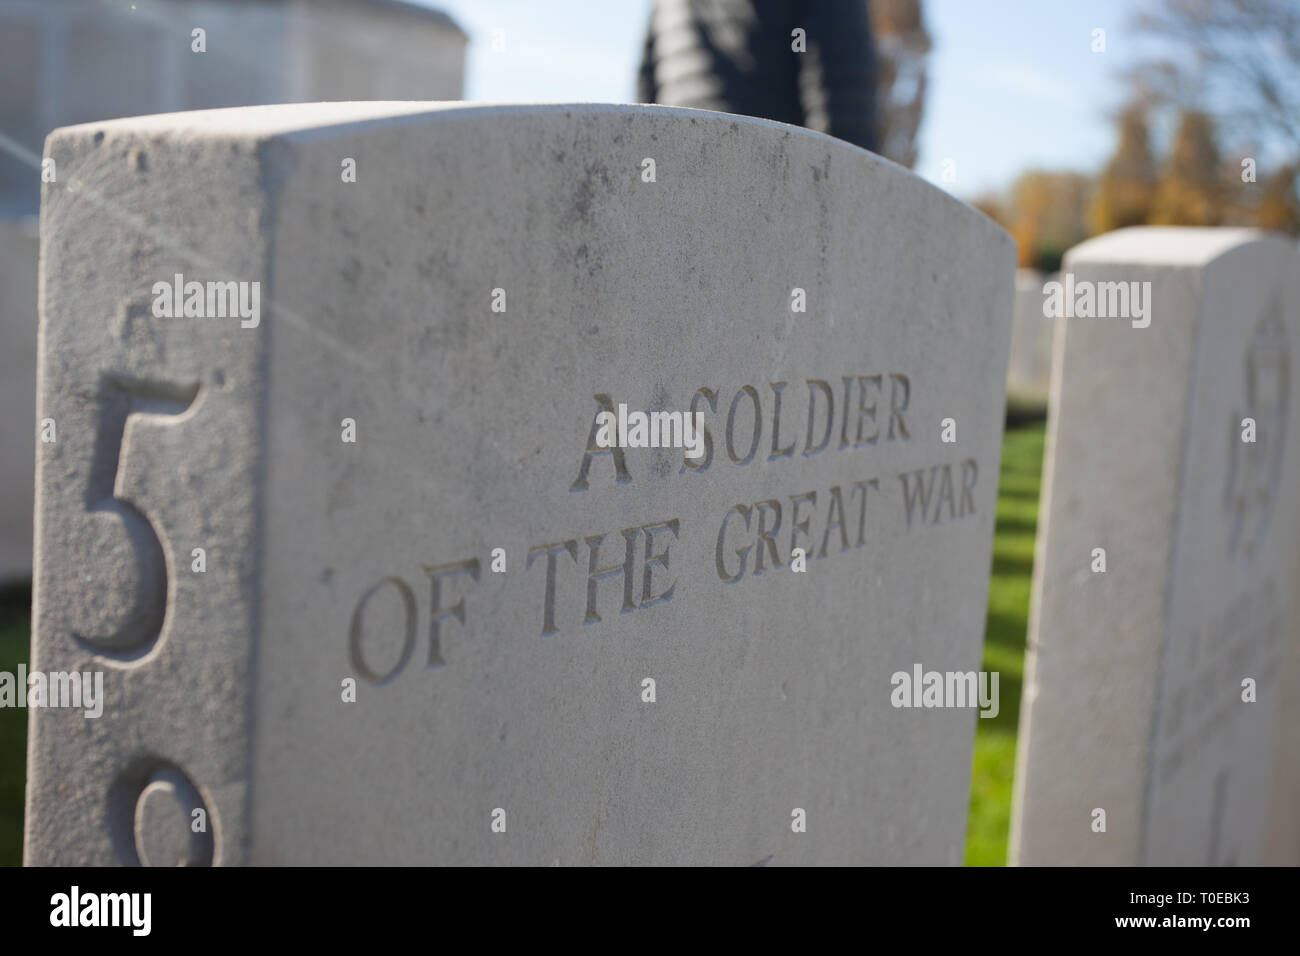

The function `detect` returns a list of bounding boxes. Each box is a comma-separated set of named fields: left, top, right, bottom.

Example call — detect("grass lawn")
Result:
left=965, top=421, right=1046, bottom=865
left=0, top=582, right=29, bottom=868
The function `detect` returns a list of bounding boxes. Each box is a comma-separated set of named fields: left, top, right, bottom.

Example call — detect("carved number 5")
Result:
left=72, top=377, right=199, bottom=657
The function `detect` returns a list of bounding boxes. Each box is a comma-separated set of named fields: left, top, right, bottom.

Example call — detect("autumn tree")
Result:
left=1255, top=162, right=1300, bottom=232
left=1136, top=0, right=1300, bottom=234
left=970, top=193, right=1006, bottom=229
left=1006, top=171, right=1093, bottom=270
left=1137, top=0, right=1300, bottom=153
left=1090, top=104, right=1158, bottom=234
left=1150, top=109, right=1224, bottom=225
left=870, top=0, right=930, bottom=169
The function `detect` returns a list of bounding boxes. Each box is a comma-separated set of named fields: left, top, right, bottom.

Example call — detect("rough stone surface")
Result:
left=1264, top=562, right=1300, bottom=864
left=0, top=217, right=38, bottom=581
left=27, top=103, right=1015, bottom=865
left=1011, top=227, right=1300, bottom=866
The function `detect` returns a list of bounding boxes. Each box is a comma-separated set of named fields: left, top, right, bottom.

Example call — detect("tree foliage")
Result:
left=1150, top=109, right=1223, bottom=225
left=870, top=0, right=930, bottom=169
left=1135, top=0, right=1300, bottom=233
left=1090, top=104, right=1158, bottom=234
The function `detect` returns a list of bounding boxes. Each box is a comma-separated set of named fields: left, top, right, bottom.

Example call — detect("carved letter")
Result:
left=716, top=505, right=753, bottom=583
left=526, top=540, right=579, bottom=636
left=349, top=577, right=417, bottom=685
left=422, top=558, right=482, bottom=668
left=640, top=519, right=680, bottom=608
left=571, top=394, right=632, bottom=491
left=584, top=529, right=639, bottom=624
left=803, top=380, right=834, bottom=456
left=726, top=385, right=762, bottom=465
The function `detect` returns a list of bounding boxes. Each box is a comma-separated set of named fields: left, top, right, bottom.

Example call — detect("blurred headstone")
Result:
left=1005, top=268, right=1055, bottom=406
left=1012, top=227, right=1300, bottom=865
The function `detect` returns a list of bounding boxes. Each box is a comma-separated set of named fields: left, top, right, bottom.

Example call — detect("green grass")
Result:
left=965, top=421, right=1046, bottom=865
left=0, top=582, right=30, bottom=867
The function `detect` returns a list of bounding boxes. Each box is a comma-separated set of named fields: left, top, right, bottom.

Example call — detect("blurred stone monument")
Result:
left=1005, top=268, right=1055, bottom=407
left=1011, top=228, right=1300, bottom=866
left=0, top=0, right=466, bottom=581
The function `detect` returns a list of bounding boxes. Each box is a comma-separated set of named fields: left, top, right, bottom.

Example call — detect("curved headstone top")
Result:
left=1067, top=225, right=1284, bottom=267
left=29, top=103, right=1015, bottom=865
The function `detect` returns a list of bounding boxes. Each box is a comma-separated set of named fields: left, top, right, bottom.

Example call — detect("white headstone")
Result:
left=1011, top=227, right=1300, bottom=865
left=26, top=103, right=1015, bottom=865
left=1263, top=572, right=1300, bottom=863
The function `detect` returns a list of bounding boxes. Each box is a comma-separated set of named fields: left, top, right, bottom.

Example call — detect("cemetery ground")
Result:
left=967, top=420, right=1045, bottom=866
left=0, top=581, right=29, bottom=867
left=0, top=421, right=1047, bottom=868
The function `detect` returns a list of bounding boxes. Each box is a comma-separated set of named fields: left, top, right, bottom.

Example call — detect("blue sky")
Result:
left=421, top=0, right=1160, bottom=199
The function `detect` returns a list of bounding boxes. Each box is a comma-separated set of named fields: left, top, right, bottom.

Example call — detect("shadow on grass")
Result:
left=985, top=608, right=1030, bottom=654
left=0, top=580, right=31, bottom=868
left=973, top=668, right=1021, bottom=735
left=991, top=552, right=1034, bottom=578
left=991, top=515, right=1038, bottom=537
